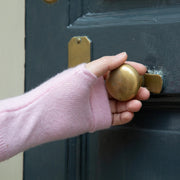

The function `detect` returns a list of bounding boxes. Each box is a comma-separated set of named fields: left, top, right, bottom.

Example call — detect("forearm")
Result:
left=0, top=64, right=111, bottom=161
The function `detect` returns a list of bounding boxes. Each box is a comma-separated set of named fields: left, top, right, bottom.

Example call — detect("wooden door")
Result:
left=25, top=0, right=180, bottom=179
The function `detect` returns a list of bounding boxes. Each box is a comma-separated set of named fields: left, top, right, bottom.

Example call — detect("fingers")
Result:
left=110, top=99, right=143, bottom=126
left=112, top=112, right=134, bottom=126
left=110, top=89, right=149, bottom=126
left=110, top=100, right=142, bottom=113
left=110, top=100, right=141, bottom=125
left=86, top=52, right=128, bottom=77
left=135, top=87, right=150, bottom=100
left=86, top=52, right=147, bottom=78
left=126, top=61, right=147, bottom=75
left=86, top=53, right=147, bottom=78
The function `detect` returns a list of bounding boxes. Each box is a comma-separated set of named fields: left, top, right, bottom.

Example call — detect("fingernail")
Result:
left=116, top=52, right=127, bottom=58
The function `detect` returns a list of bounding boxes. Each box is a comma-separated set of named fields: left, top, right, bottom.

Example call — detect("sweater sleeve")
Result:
left=0, top=64, right=111, bottom=161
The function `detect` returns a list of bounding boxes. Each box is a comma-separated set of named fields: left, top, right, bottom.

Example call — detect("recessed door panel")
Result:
left=84, top=0, right=180, bottom=12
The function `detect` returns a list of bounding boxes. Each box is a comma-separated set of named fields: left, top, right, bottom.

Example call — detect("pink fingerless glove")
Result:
left=0, top=64, right=111, bottom=161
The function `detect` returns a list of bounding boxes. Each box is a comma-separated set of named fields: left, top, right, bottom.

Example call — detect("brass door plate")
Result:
left=144, top=73, right=163, bottom=94
left=68, top=36, right=91, bottom=68
left=44, top=0, right=57, bottom=4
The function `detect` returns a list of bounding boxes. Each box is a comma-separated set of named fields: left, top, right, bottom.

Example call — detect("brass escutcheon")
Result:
left=106, top=64, right=163, bottom=101
left=68, top=36, right=91, bottom=68
left=44, top=0, right=57, bottom=4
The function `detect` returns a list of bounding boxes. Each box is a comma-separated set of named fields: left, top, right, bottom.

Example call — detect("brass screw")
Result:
left=76, top=38, right=81, bottom=44
left=44, top=0, right=57, bottom=4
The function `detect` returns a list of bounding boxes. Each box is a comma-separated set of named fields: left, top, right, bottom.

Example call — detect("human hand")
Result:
left=86, top=52, right=150, bottom=126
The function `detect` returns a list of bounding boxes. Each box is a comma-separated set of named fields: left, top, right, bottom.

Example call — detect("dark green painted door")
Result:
left=25, top=0, right=180, bottom=179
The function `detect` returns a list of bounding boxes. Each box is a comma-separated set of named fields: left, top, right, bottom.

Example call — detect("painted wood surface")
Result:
left=25, top=0, right=180, bottom=179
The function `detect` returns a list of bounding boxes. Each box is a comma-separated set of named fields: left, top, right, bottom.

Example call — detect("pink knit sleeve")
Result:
left=0, top=64, right=111, bottom=161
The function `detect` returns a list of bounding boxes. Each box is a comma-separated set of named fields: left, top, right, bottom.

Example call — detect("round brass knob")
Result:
left=106, top=64, right=143, bottom=101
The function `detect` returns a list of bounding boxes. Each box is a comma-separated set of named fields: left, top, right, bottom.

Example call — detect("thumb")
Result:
left=86, top=52, right=127, bottom=77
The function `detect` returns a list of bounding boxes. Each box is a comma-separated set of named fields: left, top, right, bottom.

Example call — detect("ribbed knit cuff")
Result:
left=0, top=132, right=8, bottom=161
left=89, top=76, right=112, bottom=132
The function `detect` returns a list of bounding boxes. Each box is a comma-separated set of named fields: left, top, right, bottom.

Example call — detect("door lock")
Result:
left=106, top=64, right=163, bottom=101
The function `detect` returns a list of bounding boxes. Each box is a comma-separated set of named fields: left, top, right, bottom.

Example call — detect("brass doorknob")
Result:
left=106, top=64, right=163, bottom=101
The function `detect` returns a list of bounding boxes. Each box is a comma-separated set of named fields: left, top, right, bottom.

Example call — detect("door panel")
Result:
left=25, top=0, right=180, bottom=179
left=69, top=4, right=180, bottom=95
left=87, top=110, right=180, bottom=180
